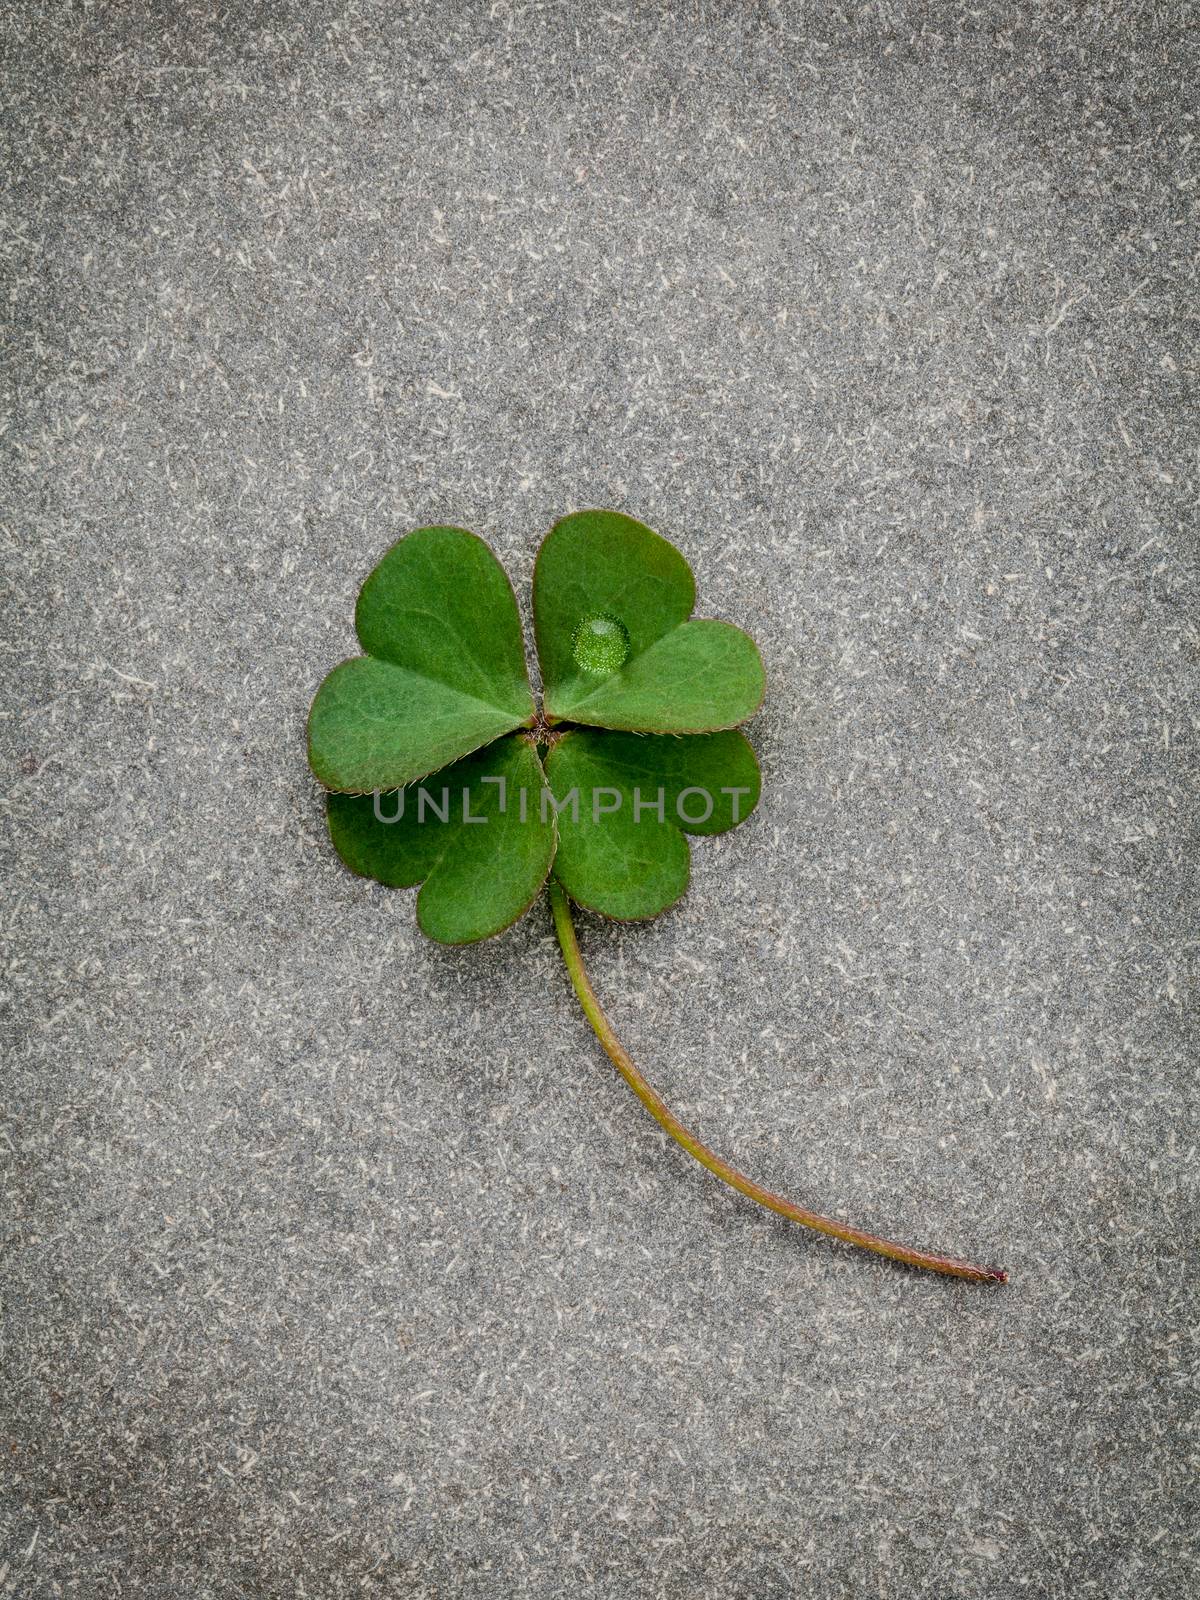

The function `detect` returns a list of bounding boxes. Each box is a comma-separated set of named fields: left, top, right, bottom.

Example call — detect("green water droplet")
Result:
left=571, top=611, right=630, bottom=676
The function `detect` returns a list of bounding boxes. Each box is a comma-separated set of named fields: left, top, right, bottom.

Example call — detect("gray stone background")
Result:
left=3, top=2, right=1197, bottom=1595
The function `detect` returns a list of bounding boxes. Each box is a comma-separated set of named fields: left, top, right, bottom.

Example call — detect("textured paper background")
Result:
left=3, top=4, right=1196, bottom=1595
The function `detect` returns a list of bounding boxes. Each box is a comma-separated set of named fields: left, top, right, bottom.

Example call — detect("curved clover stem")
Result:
left=548, top=880, right=1007, bottom=1284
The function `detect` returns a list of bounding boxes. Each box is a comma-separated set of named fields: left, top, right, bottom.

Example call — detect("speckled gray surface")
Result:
left=3, top=3, right=1198, bottom=1596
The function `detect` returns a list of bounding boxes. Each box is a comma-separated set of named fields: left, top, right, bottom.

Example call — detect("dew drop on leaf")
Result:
left=571, top=612, right=631, bottom=676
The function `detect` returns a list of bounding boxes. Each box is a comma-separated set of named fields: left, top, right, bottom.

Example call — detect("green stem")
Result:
left=548, top=879, right=1007, bottom=1284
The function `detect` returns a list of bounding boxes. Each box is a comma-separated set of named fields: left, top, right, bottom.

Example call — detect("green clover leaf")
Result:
left=308, top=525, right=535, bottom=792
left=305, top=510, right=1007, bottom=1284
left=535, top=509, right=765, bottom=731
left=545, top=729, right=762, bottom=920
left=326, top=735, right=555, bottom=944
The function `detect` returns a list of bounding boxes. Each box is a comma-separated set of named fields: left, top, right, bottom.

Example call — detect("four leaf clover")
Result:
left=306, top=509, right=1007, bottom=1282
left=308, top=509, right=765, bottom=943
